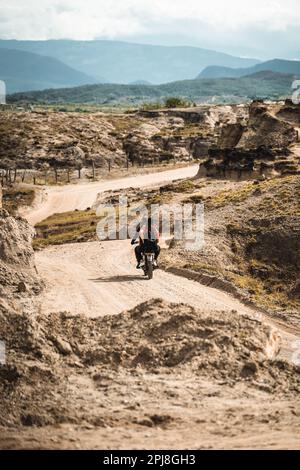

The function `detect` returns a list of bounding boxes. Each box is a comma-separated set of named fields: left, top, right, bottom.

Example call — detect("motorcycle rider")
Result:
left=131, top=216, right=160, bottom=269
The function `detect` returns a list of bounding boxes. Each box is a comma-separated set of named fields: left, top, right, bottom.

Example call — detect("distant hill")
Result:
left=130, top=80, right=152, bottom=85
left=7, top=71, right=297, bottom=106
left=0, top=39, right=260, bottom=85
left=198, top=59, right=300, bottom=79
left=0, top=48, right=98, bottom=93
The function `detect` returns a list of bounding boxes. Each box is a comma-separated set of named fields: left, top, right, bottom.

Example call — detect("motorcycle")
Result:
left=132, top=239, right=157, bottom=280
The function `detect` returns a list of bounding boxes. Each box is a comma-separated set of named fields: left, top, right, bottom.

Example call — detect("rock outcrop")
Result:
left=197, top=101, right=300, bottom=179
left=0, top=111, right=124, bottom=172
left=0, top=209, right=41, bottom=297
left=237, top=101, right=297, bottom=149
left=0, top=105, right=248, bottom=173
left=275, top=99, right=300, bottom=127
left=2, top=102, right=298, bottom=180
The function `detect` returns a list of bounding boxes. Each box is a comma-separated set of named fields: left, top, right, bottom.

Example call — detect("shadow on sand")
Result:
left=90, top=274, right=147, bottom=283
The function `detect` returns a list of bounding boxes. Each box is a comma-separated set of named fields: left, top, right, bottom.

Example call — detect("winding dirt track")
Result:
left=25, top=165, right=199, bottom=226
left=25, top=165, right=298, bottom=362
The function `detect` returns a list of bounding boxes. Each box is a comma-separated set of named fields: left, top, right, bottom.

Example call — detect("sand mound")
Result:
left=1, top=299, right=299, bottom=427
left=63, top=299, right=281, bottom=376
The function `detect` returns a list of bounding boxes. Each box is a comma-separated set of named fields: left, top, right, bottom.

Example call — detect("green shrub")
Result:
left=164, top=97, right=190, bottom=108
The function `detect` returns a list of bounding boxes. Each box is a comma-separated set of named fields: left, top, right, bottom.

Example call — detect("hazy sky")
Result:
left=0, top=0, right=299, bottom=59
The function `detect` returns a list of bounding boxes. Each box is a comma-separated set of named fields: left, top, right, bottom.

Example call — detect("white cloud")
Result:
left=0, top=0, right=299, bottom=56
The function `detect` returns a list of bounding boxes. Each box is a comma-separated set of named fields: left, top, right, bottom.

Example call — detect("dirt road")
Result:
left=36, top=240, right=262, bottom=317
left=24, top=164, right=198, bottom=226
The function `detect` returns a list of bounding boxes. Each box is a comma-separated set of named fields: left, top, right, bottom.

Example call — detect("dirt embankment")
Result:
left=0, top=209, right=41, bottom=298
left=159, top=174, right=300, bottom=319
left=1, top=295, right=300, bottom=449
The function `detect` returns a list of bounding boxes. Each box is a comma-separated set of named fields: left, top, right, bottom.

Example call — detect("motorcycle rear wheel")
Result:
left=147, top=260, right=153, bottom=280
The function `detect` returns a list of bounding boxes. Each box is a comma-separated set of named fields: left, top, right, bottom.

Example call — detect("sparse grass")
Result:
left=34, top=209, right=99, bottom=249
left=186, top=262, right=219, bottom=273
left=255, top=175, right=300, bottom=217
left=228, top=272, right=299, bottom=310
left=160, top=180, right=195, bottom=194
left=154, top=124, right=211, bottom=138
left=107, top=115, right=141, bottom=133
left=33, top=204, right=133, bottom=248
left=2, top=186, right=35, bottom=215
left=206, top=181, right=258, bottom=208
left=173, top=124, right=211, bottom=138
left=140, top=97, right=192, bottom=111
left=163, top=175, right=300, bottom=312
left=186, top=193, right=205, bottom=204
left=196, top=174, right=300, bottom=214
left=225, top=197, right=300, bottom=310
left=228, top=273, right=264, bottom=293
left=145, top=193, right=173, bottom=207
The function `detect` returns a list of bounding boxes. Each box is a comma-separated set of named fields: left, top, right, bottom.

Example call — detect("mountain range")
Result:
left=198, top=59, right=300, bottom=79
left=0, top=39, right=260, bottom=91
left=0, top=40, right=298, bottom=98
left=0, top=48, right=98, bottom=93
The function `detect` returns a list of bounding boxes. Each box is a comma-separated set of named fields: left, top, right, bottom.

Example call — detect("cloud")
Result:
left=0, top=0, right=299, bottom=57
